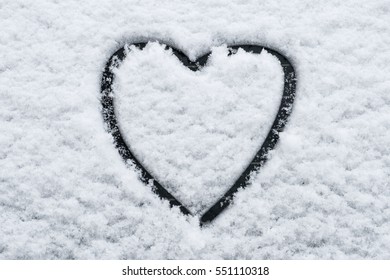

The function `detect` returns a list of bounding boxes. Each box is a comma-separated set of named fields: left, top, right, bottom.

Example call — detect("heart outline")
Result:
left=101, top=41, right=296, bottom=225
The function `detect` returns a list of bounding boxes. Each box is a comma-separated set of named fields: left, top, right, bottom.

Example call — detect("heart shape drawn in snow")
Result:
left=101, top=41, right=296, bottom=225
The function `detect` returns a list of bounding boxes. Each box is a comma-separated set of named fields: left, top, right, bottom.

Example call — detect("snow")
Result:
left=1, top=0, right=390, bottom=259
left=114, top=43, right=283, bottom=214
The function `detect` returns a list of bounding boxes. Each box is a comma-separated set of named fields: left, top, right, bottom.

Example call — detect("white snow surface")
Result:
left=1, top=0, right=390, bottom=259
left=114, top=43, right=283, bottom=214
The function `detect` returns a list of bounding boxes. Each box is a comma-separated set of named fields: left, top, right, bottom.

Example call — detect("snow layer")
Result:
left=1, top=0, right=390, bottom=259
left=114, top=43, right=283, bottom=214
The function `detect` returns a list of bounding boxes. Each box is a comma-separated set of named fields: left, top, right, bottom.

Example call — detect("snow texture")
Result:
left=1, top=0, right=390, bottom=259
left=114, top=43, right=283, bottom=214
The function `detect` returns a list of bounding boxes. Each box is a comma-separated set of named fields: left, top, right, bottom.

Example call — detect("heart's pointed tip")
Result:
left=199, top=214, right=213, bottom=227
left=199, top=219, right=208, bottom=228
